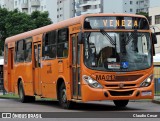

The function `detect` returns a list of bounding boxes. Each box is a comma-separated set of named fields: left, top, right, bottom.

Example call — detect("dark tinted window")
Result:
left=155, top=15, right=160, bottom=24
left=16, top=38, right=33, bottom=63
left=43, top=31, right=57, bottom=59
left=58, top=28, right=68, bottom=43
left=57, top=28, right=69, bottom=58
left=16, top=40, right=25, bottom=62
left=4, top=45, right=8, bottom=64
left=25, top=38, right=32, bottom=62
left=45, top=31, right=56, bottom=45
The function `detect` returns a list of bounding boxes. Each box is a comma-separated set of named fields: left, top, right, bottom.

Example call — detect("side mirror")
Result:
left=78, top=32, right=84, bottom=44
left=151, top=33, right=157, bottom=44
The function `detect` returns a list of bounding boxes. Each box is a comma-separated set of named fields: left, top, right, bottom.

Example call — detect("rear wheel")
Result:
left=19, top=81, right=27, bottom=103
left=58, top=83, right=74, bottom=109
left=18, top=81, right=35, bottom=103
left=113, top=100, right=129, bottom=108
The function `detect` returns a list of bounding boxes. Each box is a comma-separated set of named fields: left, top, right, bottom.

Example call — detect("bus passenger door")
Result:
left=71, top=34, right=81, bottom=100
left=33, top=42, right=42, bottom=95
left=8, top=48, right=14, bottom=92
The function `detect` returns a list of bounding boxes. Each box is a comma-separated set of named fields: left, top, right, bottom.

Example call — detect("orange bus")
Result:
left=3, top=13, right=157, bottom=109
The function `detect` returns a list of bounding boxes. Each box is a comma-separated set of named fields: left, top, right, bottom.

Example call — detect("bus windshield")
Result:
left=84, top=32, right=152, bottom=72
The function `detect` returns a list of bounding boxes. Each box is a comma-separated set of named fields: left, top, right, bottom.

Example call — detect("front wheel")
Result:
left=58, top=83, right=74, bottom=109
left=113, top=100, right=129, bottom=108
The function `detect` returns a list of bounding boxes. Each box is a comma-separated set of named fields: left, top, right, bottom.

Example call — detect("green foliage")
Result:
left=0, top=8, right=52, bottom=55
left=31, top=11, right=52, bottom=28
left=0, top=94, right=19, bottom=99
left=0, top=8, right=9, bottom=55
left=136, top=12, right=149, bottom=19
left=5, top=9, right=36, bottom=37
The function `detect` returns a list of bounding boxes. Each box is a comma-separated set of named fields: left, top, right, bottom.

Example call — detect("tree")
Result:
left=0, top=8, right=52, bottom=55
left=136, top=12, right=149, bottom=19
left=31, top=11, right=52, bottom=28
left=5, top=9, right=36, bottom=37
left=0, top=8, right=9, bottom=55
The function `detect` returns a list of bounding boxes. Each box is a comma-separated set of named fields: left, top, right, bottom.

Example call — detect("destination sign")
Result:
left=84, top=16, right=149, bottom=30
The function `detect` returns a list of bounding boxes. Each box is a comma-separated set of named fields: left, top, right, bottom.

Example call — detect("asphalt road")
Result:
left=0, top=98, right=159, bottom=121
left=0, top=98, right=160, bottom=112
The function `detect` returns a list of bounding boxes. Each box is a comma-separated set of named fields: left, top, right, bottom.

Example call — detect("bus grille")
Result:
left=105, top=84, right=136, bottom=88
left=109, top=90, right=134, bottom=96
left=106, top=75, right=143, bottom=82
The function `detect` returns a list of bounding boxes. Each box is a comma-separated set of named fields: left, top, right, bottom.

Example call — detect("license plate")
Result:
left=141, top=91, right=152, bottom=96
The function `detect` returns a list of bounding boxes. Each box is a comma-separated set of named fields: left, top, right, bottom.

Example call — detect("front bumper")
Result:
left=81, top=82, right=154, bottom=102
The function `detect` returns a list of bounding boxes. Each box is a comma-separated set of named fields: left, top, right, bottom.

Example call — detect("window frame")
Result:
left=57, top=28, right=69, bottom=58
left=155, top=15, right=160, bottom=24
left=15, top=37, right=33, bottom=63
left=15, top=39, right=25, bottom=63
left=24, top=38, right=33, bottom=62
left=4, top=44, right=8, bottom=65
left=42, top=27, right=69, bottom=60
left=42, top=30, right=57, bottom=60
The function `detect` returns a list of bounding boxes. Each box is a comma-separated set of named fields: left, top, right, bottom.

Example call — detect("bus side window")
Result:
left=57, top=28, right=69, bottom=58
left=25, top=42, right=32, bottom=62
left=43, top=31, right=57, bottom=60
left=16, top=40, right=25, bottom=62
left=42, top=33, right=47, bottom=59
left=4, top=45, right=8, bottom=64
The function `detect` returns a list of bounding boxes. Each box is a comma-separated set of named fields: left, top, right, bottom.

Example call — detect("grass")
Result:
left=0, top=93, right=19, bottom=99
left=0, top=93, right=55, bottom=101
left=155, top=91, right=160, bottom=95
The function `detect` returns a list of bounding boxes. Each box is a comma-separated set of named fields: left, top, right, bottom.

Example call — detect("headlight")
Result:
left=140, top=75, right=153, bottom=87
left=82, top=75, right=103, bottom=88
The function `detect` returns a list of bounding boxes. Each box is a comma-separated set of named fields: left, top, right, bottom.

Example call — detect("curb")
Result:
left=152, top=100, right=160, bottom=104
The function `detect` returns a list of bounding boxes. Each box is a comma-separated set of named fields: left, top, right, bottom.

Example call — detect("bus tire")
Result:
left=113, top=100, right=129, bottom=108
left=58, top=83, right=73, bottom=109
left=18, top=81, right=28, bottom=103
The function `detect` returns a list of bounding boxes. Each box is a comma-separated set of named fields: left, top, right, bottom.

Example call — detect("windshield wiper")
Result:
left=100, top=29, right=115, bottom=45
left=126, top=30, right=138, bottom=45
left=100, top=29, right=118, bottom=56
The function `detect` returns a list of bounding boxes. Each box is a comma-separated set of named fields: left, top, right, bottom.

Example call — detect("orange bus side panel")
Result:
left=3, top=65, right=8, bottom=92
left=69, top=24, right=81, bottom=34
left=33, top=34, right=43, bottom=43
left=8, top=42, right=15, bottom=48
left=41, top=60, right=58, bottom=99
left=14, top=63, right=34, bottom=96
